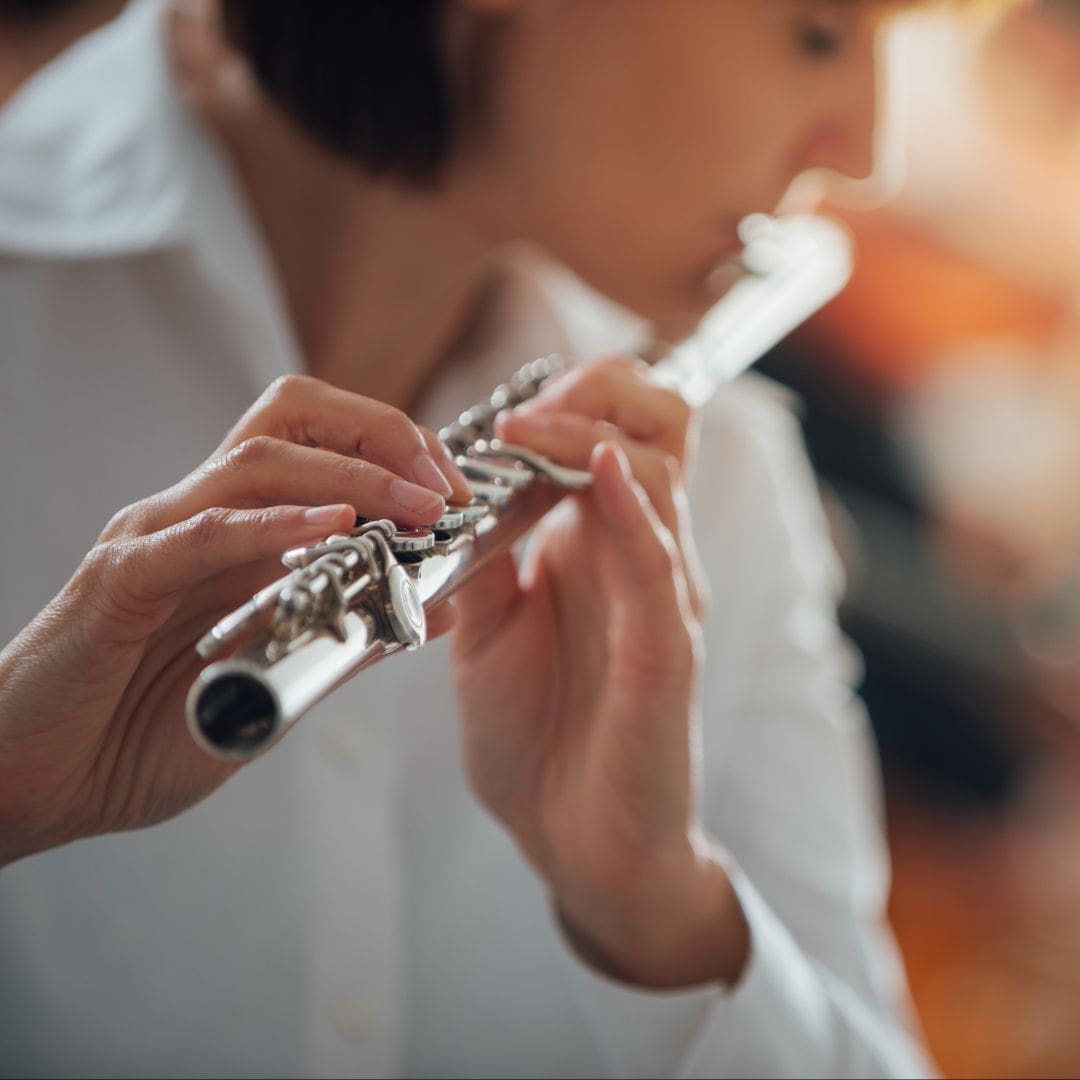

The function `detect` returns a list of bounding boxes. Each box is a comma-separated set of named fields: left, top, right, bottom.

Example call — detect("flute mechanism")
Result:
left=187, top=214, right=853, bottom=761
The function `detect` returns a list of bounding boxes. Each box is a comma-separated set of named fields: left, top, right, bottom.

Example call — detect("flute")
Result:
left=186, top=213, right=852, bottom=762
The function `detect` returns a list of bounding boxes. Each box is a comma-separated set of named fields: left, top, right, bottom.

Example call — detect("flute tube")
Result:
left=185, top=214, right=855, bottom=761
left=187, top=610, right=388, bottom=760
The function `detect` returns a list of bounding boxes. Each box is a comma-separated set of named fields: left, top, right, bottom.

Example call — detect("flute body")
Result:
left=187, top=214, right=853, bottom=761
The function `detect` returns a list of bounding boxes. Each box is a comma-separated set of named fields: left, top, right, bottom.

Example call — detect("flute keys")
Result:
left=471, top=439, right=592, bottom=491
left=383, top=563, right=426, bottom=649
left=453, top=502, right=490, bottom=525
left=466, top=480, right=514, bottom=507
left=455, top=455, right=533, bottom=490
left=432, top=509, right=465, bottom=531
left=388, top=527, right=436, bottom=554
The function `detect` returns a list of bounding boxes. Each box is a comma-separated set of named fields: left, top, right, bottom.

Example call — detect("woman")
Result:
left=0, top=2, right=933, bottom=1077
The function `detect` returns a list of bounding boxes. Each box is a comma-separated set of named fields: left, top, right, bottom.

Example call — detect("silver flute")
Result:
left=186, top=214, right=852, bottom=761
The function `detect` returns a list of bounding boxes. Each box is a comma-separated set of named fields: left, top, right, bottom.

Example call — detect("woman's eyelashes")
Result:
left=795, top=17, right=846, bottom=59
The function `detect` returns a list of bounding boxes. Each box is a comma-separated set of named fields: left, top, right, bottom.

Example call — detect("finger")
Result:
left=419, top=427, right=473, bottom=505
left=513, top=358, right=694, bottom=464
left=496, top=411, right=683, bottom=533
left=587, top=445, right=702, bottom=776
left=219, top=375, right=454, bottom=497
left=167, top=2, right=231, bottom=112
left=588, top=443, right=697, bottom=634
left=426, top=600, right=458, bottom=642
left=82, top=503, right=358, bottom=641
left=128, top=437, right=447, bottom=536
left=451, top=551, right=525, bottom=660
left=495, top=408, right=708, bottom=615
left=666, top=464, right=711, bottom=623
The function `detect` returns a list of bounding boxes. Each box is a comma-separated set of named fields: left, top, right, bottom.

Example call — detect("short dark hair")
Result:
left=0, top=0, right=89, bottom=22
left=222, top=0, right=453, bottom=185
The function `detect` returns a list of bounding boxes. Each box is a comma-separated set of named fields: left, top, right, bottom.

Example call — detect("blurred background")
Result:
left=758, top=1, right=1080, bottom=1074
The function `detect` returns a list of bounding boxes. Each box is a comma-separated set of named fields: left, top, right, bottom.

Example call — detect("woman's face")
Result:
left=448, top=0, right=886, bottom=320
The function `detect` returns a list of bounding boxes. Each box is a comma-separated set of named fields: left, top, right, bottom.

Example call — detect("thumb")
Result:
left=451, top=551, right=524, bottom=661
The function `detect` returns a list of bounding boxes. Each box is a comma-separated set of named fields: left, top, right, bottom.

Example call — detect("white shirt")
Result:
left=0, top=5, right=933, bottom=1078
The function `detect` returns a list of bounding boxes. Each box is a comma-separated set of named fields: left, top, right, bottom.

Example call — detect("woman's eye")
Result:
left=796, top=19, right=845, bottom=59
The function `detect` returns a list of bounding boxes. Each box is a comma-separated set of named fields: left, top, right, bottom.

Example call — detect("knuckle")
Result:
left=235, top=505, right=281, bottom=533
left=333, top=454, right=379, bottom=494
left=78, top=539, right=123, bottom=591
left=177, top=506, right=232, bottom=552
left=222, top=434, right=278, bottom=472
left=262, top=372, right=317, bottom=409
left=97, top=498, right=145, bottom=542
left=74, top=539, right=161, bottom=637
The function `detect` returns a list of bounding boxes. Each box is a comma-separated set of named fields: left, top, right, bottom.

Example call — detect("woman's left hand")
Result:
left=452, top=359, right=748, bottom=989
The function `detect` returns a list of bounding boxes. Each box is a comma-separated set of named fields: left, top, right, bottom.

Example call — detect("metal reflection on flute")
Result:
left=186, top=213, right=853, bottom=762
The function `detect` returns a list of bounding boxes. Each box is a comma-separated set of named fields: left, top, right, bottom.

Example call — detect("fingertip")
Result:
left=412, top=453, right=454, bottom=498
left=589, top=441, right=634, bottom=524
left=591, top=440, right=632, bottom=486
left=301, top=503, right=356, bottom=531
left=390, top=480, right=447, bottom=525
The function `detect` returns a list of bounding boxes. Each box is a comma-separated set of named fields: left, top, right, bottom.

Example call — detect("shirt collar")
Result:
left=492, top=244, right=655, bottom=363
left=0, top=0, right=212, bottom=257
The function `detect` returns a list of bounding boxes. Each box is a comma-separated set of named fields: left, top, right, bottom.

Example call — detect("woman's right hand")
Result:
left=0, top=375, right=470, bottom=868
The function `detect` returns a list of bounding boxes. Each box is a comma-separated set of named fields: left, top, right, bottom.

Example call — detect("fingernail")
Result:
left=506, top=411, right=559, bottom=432
left=600, top=441, right=632, bottom=483
left=412, top=453, right=454, bottom=496
left=391, top=479, right=445, bottom=514
left=303, top=504, right=352, bottom=526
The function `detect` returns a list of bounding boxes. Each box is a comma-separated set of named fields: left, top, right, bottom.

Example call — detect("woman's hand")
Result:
left=0, top=375, right=469, bottom=867
left=453, top=359, right=748, bottom=989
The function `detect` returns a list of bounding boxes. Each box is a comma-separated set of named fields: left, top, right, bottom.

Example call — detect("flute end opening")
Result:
left=189, top=671, right=280, bottom=761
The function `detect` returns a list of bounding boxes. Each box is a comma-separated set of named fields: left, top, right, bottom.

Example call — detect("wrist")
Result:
left=554, top=836, right=749, bottom=990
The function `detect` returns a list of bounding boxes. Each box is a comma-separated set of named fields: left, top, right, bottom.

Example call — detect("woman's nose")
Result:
left=798, top=45, right=879, bottom=183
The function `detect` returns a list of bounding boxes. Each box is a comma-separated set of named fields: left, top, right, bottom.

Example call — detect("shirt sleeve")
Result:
left=555, top=860, right=934, bottom=1079
left=554, top=376, right=937, bottom=1078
